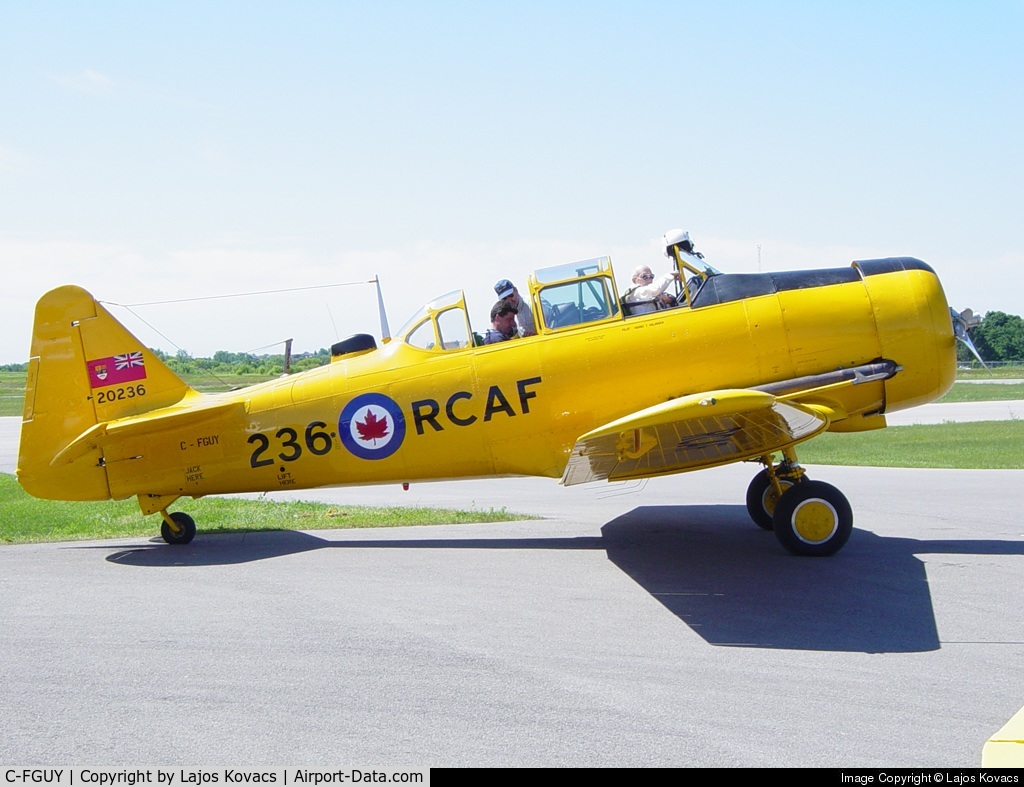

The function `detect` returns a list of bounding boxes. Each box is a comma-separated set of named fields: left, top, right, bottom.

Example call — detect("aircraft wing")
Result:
left=560, top=389, right=831, bottom=486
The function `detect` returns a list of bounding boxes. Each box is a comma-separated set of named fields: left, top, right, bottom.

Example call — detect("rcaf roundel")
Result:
left=338, top=393, right=406, bottom=460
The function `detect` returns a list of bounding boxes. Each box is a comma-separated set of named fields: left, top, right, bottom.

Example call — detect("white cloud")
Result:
left=0, top=144, right=32, bottom=174
left=2, top=233, right=1020, bottom=365
left=53, top=68, right=115, bottom=95
left=704, top=236, right=895, bottom=274
left=1, top=236, right=639, bottom=362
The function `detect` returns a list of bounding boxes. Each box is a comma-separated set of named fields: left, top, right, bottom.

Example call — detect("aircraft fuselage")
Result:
left=84, top=258, right=954, bottom=501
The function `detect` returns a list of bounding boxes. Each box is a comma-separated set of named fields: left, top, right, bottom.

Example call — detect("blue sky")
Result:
left=1, top=1, right=1021, bottom=362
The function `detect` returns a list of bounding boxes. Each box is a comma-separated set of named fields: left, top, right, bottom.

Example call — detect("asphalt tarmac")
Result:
left=1, top=412, right=1022, bottom=767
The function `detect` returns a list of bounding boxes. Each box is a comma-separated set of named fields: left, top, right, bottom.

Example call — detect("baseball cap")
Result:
left=494, top=279, right=515, bottom=299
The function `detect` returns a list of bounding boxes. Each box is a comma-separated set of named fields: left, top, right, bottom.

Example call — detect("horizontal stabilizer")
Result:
left=50, top=398, right=243, bottom=467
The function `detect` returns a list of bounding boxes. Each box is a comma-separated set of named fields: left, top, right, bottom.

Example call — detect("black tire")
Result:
left=745, top=469, right=794, bottom=530
left=161, top=512, right=196, bottom=545
left=772, top=480, right=852, bottom=557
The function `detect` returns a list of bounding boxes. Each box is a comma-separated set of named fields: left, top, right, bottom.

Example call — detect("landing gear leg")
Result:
left=159, top=510, right=196, bottom=545
left=746, top=449, right=854, bottom=556
left=745, top=451, right=804, bottom=530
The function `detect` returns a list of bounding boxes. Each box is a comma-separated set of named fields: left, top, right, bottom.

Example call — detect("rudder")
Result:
left=18, top=285, right=194, bottom=501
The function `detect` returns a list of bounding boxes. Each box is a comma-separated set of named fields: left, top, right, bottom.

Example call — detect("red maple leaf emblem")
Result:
left=355, top=409, right=390, bottom=444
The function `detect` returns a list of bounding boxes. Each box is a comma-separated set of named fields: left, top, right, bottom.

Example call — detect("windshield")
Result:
left=676, top=249, right=722, bottom=278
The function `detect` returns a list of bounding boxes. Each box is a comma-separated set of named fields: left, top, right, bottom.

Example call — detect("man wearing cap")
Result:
left=482, top=300, right=520, bottom=345
left=494, top=279, right=536, bottom=337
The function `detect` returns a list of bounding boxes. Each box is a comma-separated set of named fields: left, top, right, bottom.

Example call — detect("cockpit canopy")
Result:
left=396, top=290, right=474, bottom=351
left=394, top=249, right=723, bottom=352
left=528, top=256, right=620, bottom=331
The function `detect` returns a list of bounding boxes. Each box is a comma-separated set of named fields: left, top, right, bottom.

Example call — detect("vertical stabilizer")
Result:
left=18, top=285, right=194, bottom=501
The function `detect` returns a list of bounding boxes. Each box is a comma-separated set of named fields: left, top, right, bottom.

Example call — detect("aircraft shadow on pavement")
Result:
left=101, top=530, right=604, bottom=562
left=101, top=503, right=1024, bottom=655
left=603, top=505, right=1024, bottom=653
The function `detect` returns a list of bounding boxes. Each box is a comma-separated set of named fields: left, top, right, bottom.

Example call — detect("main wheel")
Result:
left=772, top=481, right=852, bottom=556
left=745, top=469, right=795, bottom=530
left=161, top=512, right=196, bottom=545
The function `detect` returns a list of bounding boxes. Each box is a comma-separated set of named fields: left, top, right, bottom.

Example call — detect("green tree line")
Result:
left=0, top=348, right=332, bottom=375
left=959, top=311, right=1024, bottom=364
left=156, top=347, right=331, bottom=376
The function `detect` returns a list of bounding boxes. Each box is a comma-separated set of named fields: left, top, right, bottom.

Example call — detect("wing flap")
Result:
left=561, top=389, right=830, bottom=486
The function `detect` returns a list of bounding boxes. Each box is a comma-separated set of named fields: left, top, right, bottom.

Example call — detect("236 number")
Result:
left=248, top=421, right=334, bottom=468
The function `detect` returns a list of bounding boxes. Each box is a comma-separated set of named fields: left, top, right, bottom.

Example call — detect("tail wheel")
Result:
left=745, top=469, right=796, bottom=530
left=160, top=511, right=196, bottom=545
left=772, top=480, right=852, bottom=557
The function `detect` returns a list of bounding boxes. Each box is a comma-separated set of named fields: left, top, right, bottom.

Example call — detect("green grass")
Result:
left=938, top=381, right=1024, bottom=402
left=956, top=364, right=1024, bottom=379
left=0, top=474, right=531, bottom=545
left=0, top=372, right=25, bottom=417
left=799, top=420, right=1024, bottom=469
left=183, top=372, right=279, bottom=392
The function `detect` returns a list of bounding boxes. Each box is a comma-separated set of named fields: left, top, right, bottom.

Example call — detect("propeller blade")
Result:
left=949, top=307, right=989, bottom=371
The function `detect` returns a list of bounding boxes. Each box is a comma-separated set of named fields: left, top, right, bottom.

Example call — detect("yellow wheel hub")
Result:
left=791, top=499, right=838, bottom=544
left=762, top=481, right=793, bottom=516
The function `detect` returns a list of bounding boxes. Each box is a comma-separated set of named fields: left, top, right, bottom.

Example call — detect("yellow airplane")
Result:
left=17, top=231, right=968, bottom=556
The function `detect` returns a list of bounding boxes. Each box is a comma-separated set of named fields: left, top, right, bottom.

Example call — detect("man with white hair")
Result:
left=624, top=265, right=680, bottom=316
